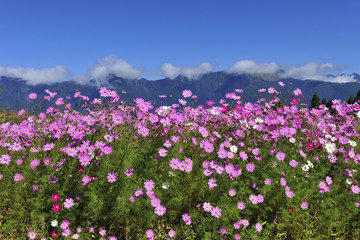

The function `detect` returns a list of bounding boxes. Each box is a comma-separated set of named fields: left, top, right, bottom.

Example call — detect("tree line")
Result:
left=309, top=89, right=360, bottom=109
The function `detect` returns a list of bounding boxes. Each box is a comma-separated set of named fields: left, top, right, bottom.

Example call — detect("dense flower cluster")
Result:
left=0, top=86, right=360, bottom=238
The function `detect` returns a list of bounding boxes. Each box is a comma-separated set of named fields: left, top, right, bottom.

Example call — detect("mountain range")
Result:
left=0, top=72, right=360, bottom=112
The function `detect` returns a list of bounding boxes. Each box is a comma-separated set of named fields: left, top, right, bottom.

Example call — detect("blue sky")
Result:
left=0, top=0, right=359, bottom=85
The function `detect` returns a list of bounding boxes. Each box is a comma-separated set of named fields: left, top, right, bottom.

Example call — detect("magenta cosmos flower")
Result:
left=53, top=203, right=61, bottom=212
left=52, top=193, right=60, bottom=201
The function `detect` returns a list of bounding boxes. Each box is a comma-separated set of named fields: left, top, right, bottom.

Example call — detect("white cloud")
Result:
left=73, top=55, right=145, bottom=86
left=226, top=60, right=279, bottom=74
left=0, top=65, right=71, bottom=86
left=161, top=62, right=214, bottom=79
left=227, top=60, right=356, bottom=83
left=279, top=62, right=356, bottom=83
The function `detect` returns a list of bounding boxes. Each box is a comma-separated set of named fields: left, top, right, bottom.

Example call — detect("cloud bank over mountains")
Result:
left=0, top=56, right=356, bottom=86
left=226, top=60, right=355, bottom=83
left=0, top=65, right=71, bottom=85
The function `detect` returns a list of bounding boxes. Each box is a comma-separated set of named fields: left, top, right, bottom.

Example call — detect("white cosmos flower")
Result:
left=308, top=162, right=314, bottom=168
left=325, top=134, right=332, bottom=139
left=325, top=142, right=337, bottom=153
left=51, top=219, right=58, bottom=227
left=301, top=165, right=309, bottom=172
left=230, top=145, right=238, bottom=153
left=168, top=171, right=175, bottom=177
left=162, top=182, right=170, bottom=189
left=349, top=140, right=357, bottom=147
left=357, top=111, right=360, bottom=118
left=331, top=137, right=336, bottom=142
left=346, top=178, right=353, bottom=185
left=289, top=138, right=296, bottom=143
left=210, top=108, right=220, bottom=115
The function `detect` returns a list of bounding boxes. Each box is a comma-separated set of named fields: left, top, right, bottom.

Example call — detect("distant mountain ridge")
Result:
left=0, top=71, right=359, bottom=112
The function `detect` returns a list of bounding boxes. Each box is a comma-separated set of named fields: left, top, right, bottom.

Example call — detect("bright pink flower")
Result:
left=53, top=203, right=61, bottom=212
left=52, top=193, right=60, bottom=201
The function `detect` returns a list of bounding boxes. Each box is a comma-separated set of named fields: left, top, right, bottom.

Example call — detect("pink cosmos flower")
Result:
left=102, top=145, right=113, bottom=155
left=134, top=189, right=143, bottom=198
left=30, top=159, right=40, bottom=169
left=158, top=148, right=168, bottom=157
left=203, top=202, right=212, bottom=212
left=276, top=151, right=286, bottom=161
left=44, top=157, right=51, bottom=165
left=168, top=229, right=176, bottom=237
left=182, top=213, right=191, bottom=225
left=82, top=175, right=92, bottom=185
left=211, top=206, right=222, bottom=218
left=249, top=194, right=259, bottom=204
left=107, top=172, right=117, bottom=183
left=0, top=154, right=11, bottom=165
left=301, top=201, right=308, bottom=209
left=246, top=163, right=255, bottom=172
left=239, top=151, right=248, bottom=160
left=14, top=173, right=23, bottom=182
left=146, top=229, right=154, bottom=238
left=255, top=223, right=263, bottom=232
left=125, top=168, right=133, bottom=178
left=264, top=179, right=272, bottom=185
left=64, top=198, right=74, bottom=209
left=29, top=93, right=37, bottom=99
left=28, top=231, right=37, bottom=239
left=326, top=176, right=332, bottom=185
left=220, top=228, right=227, bottom=234
left=289, top=160, right=298, bottom=167
left=151, top=197, right=161, bottom=208
left=154, top=205, right=166, bottom=216
left=351, top=185, right=360, bottom=194
left=99, top=229, right=107, bottom=236
left=43, top=143, right=55, bottom=151
left=280, top=177, right=286, bottom=186
left=293, top=88, right=302, bottom=96
left=144, top=179, right=155, bottom=191
left=182, top=90, right=192, bottom=98
left=60, top=220, right=71, bottom=230
left=229, top=189, right=236, bottom=197
left=237, top=201, right=245, bottom=210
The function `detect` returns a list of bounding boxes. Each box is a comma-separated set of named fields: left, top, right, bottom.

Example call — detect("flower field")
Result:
left=1, top=83, right=360, bottom=239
